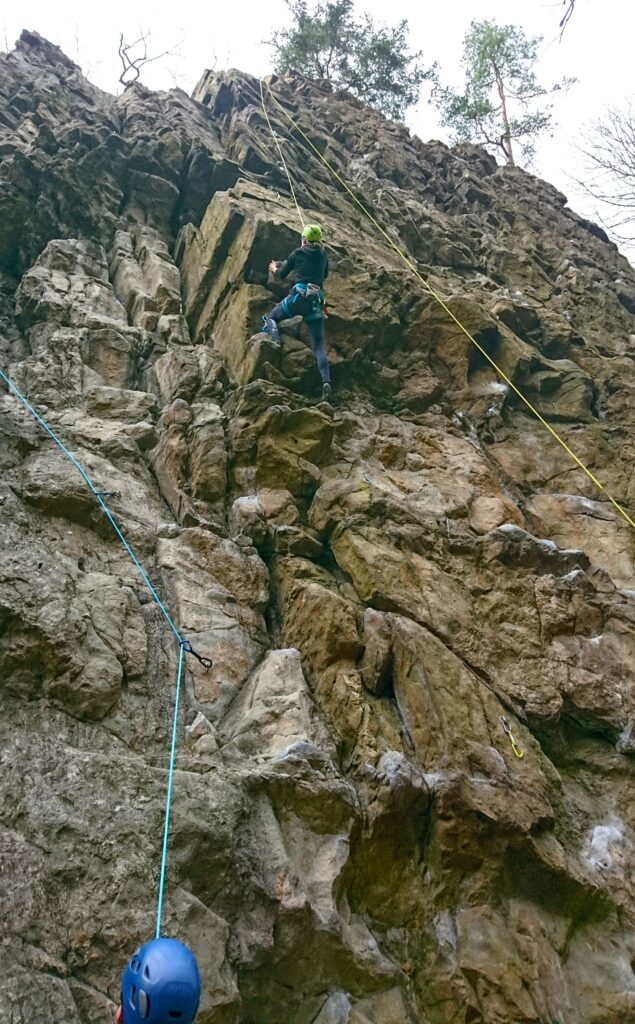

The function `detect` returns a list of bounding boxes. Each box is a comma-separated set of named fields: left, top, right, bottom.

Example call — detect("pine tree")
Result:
left=272, top=0, right=434, bottom=123
left=433, top=20, right=574, bottom=165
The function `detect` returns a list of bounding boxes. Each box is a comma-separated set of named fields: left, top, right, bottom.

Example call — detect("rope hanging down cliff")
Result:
left=260, top=77, right=306, bottom=230
left=259, top=79, right=635, bottom=534
left=0, top=367, right=211, bottom=939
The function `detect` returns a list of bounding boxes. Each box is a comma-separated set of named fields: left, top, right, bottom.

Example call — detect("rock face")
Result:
left=1, top=30, right=635, bottom=1024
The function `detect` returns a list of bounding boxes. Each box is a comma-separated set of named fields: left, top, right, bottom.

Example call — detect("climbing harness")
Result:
left=0, top=367, right=211, bottom=937
left=280, top=281, right=325, bottom=320
left=259, top=80, right=635, bottom=533
left=500, top=716, right=525, bottom=759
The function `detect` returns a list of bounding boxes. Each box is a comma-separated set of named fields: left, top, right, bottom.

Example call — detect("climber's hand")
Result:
left=268, top=260, right=278, bottom=275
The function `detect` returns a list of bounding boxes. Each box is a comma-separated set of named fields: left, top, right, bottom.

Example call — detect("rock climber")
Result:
left=262, top=223, right=332, bottom=401
left=115, top=938, right=201, bottom=1023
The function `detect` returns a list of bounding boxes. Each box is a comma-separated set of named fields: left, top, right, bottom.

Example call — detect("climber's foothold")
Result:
left=119, top=938, right=201, bottom=1024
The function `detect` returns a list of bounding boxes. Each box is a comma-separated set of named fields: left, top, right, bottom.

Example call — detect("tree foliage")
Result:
left=579, top=100, right=635, bottom=246
left=272, top=0, right=434, bottom=122
left=433, top=20, right=574, bottom=166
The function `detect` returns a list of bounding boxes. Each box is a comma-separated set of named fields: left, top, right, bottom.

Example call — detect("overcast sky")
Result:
left=3, top=1, right=634, bottom=256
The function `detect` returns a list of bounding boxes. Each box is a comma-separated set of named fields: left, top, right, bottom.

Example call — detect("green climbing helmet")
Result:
left=302, top=223, right=323, bottom=243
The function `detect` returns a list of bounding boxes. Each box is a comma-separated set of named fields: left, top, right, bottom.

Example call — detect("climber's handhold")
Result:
left=118, top=938, right=201, bottom=1023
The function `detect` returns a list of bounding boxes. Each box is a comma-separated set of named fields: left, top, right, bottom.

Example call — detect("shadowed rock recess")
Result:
left=1, top=29, right=635, bottom=1024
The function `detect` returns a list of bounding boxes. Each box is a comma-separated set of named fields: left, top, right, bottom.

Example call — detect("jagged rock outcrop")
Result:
left=1, top=30, right=635, bottom=1024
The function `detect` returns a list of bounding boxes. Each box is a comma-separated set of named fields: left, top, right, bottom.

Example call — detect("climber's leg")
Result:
left=261, top=290, right=305, bottom=342
left=269, top=301, right=286, bottom=322
left=307, top=316, right=330, bottom=384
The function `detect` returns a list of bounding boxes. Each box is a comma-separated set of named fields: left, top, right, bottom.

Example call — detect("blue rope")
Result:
left=0, top=366, right=190, bottom=937
left=156, top=640, right=185, bottom=938
left=0, top=368, right=182, bottom=643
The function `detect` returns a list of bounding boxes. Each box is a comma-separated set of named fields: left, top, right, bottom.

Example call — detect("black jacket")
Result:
left=276, top=243, right=329, bottom=287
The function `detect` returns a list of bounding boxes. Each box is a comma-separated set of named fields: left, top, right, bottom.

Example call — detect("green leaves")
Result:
left=433, top=19, right=574, bottom=166
left=272, top=0, right=433, bottom=122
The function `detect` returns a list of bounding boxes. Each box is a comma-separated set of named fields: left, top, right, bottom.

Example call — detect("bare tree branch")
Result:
left=559, top=1, right=576, bottom=41
left=118, top=30, right=184, bottom=87
left=576, top=100, right=635, bottom=247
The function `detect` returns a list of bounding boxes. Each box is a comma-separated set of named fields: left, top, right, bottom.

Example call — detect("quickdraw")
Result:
left=181, top=639, right=213, bottom=672
left=500, top=716, right=524, bottom=759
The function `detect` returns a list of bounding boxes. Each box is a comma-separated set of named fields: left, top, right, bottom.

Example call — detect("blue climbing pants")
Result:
left=306, top=317, right=330, bottom=384
left=269, top=283, right=330, bottom=384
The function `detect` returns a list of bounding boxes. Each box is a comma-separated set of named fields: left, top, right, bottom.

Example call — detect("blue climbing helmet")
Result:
left=120, top=938, right=201, bottom=1023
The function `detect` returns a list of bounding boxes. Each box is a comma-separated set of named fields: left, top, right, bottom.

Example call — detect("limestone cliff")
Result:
left=1, top=30, right=634, bottom=1024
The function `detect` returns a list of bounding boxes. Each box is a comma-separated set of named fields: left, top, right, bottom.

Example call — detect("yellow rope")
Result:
left=259, top=78, right=305, bottom=230
left=261, top=80, right=635, bottom=532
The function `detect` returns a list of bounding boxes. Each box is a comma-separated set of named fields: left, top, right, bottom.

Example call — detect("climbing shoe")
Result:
left=322, top=382, right=332, bottom=402
left=261, top=316, right=281, bottom=344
